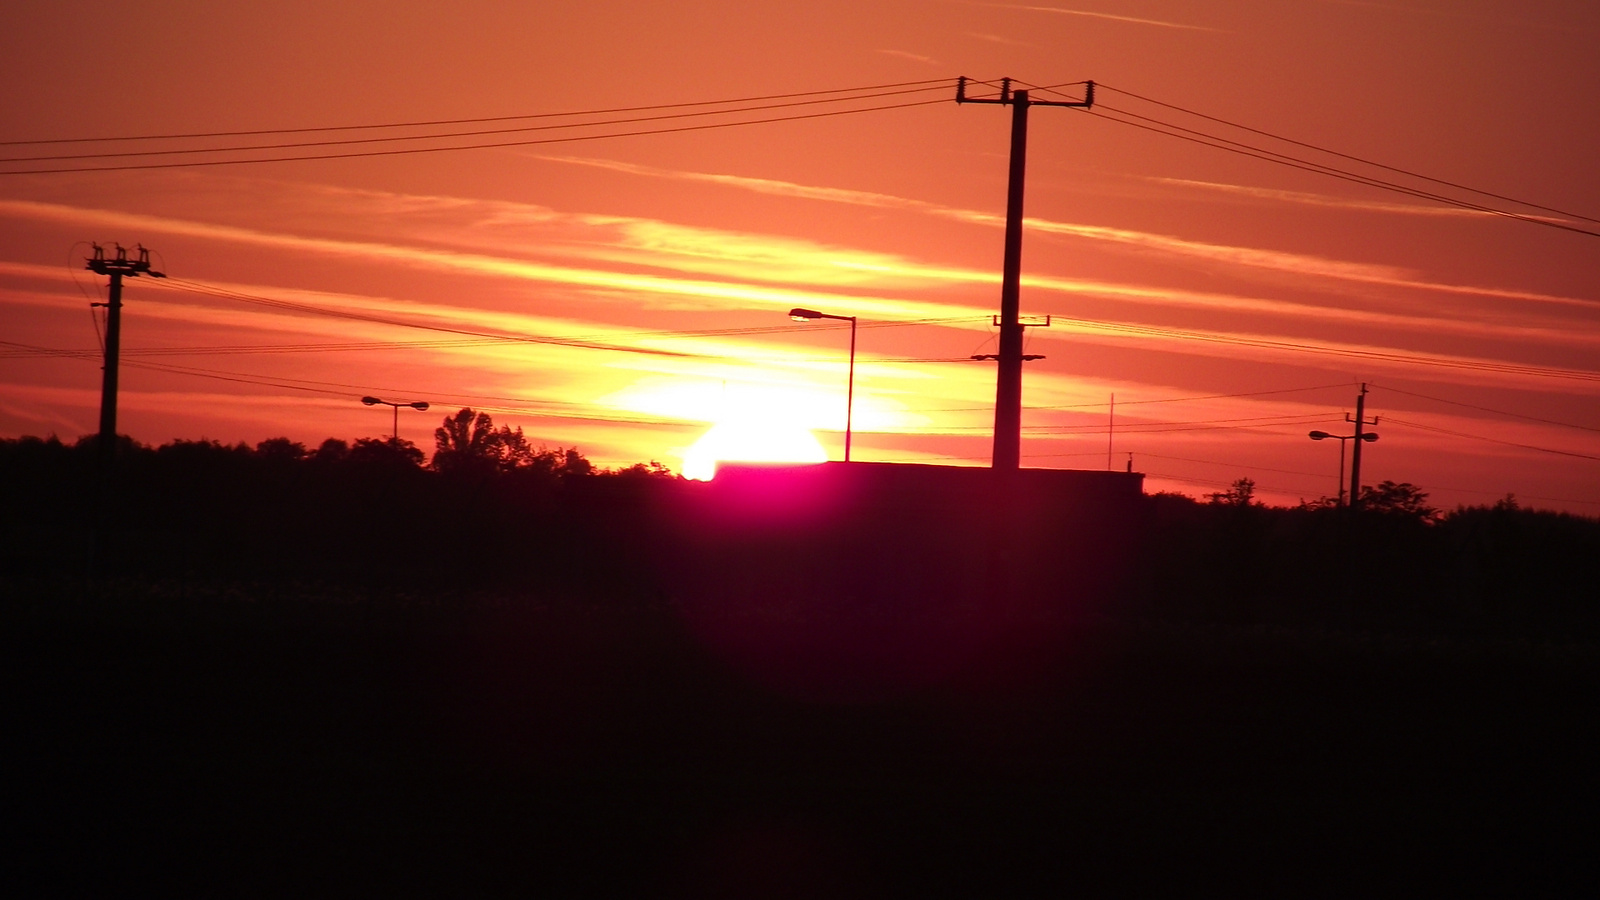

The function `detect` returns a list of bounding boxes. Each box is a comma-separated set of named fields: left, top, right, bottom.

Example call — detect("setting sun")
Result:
left=681, top=418, right=829, bottom=481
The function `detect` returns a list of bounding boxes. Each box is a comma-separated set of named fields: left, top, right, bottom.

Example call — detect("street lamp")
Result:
left=362, top=396, right=430, bottom=441
left=1309, top=428, right=1378, bottom=507
left=788, top=307, right=857, bottom=462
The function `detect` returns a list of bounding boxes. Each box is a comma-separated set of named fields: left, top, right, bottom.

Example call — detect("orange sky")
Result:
left=3, top=0, right=1597, bottom=512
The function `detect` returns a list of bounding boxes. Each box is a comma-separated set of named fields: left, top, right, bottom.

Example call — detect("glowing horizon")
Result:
left=3, top=1, right=1597, bottom=513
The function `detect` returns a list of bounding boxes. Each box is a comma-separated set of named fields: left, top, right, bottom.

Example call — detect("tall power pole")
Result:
left=957, top=76, right=1093, bottom=469
left=1348, top=383, right=1378, bottom=509
left=87, top=244, right=164, bottom=467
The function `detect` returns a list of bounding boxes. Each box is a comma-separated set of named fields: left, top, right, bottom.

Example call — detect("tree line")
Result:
left=0, top=408, right=674, bottom=589
left=1138, top=477, right=1600, bottom=640
left=2, top=416, right=1595, bottom=640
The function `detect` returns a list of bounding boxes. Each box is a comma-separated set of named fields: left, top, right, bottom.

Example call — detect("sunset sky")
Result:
left=3, top=0, right=1597, bottom=512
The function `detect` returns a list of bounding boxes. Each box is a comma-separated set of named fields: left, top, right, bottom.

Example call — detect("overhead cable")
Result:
left=0, top=86, right=953, bottom=175
left=1384, top=416, right=1600, bottom=462
left=1090, top=84, right=1600, bottom=227
left=0, top=79, right=955, bottom=146
left=1370, top=382, right=1600, bottom=434
left=1020, top=80, right=1599, bottom=239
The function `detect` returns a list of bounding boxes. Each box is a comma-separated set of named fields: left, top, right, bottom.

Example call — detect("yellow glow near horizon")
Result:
left=681, top=419, right=829, bottom=481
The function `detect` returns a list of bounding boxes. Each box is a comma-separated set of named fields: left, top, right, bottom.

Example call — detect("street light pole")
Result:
left=361, top=396, right=431, bottom=441
left=1310, top=421, right=1378, bottom=507
left=1309, top=430, right=1351, bottom=506
left=788, top=308, right=857, bottom=462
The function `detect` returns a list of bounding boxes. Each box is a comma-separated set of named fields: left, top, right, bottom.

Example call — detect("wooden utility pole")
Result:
left=957, top=76, right=1093, bottom=469
left=86, top=244, right=163, bottom=574
left=88, top=244, right=164, bottom=464
left=1348, top=383, right=1378, bottom=509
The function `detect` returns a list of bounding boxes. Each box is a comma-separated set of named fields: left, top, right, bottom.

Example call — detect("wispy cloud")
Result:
left=535, top=155, right=1600, bottom=314
left=539, top=155, right=938, bottom=214
left=876, top=49, right=937, bottom=64
left=557, top=217, right=937, bottom=288
left=967, top=32, right=1032, bottom=46
left=1145, top=177, right=1491, bottom=218
left=23, top=180, right=1592, bottom=366
left=0, top=198, right=948, bottom=322
left=0, top=390, right=93, bottom=436
left=1026, top=316, right=1600, bottom=395
left=546, top=156, right=1409, bottom=286
left=980, top=2, right=1222, bottom=32
left=7, top=183, right=1593, bottom=428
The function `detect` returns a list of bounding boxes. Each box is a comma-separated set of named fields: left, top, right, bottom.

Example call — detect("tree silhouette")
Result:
left=349, top=436, right=425, bottom=469
left=605, top=460, right=675, bottom=479
left=312, top=438, right=350, bottom=464
left=433, top=408, right=499, bottom=473
left=254, top=437, right=308, bottom=463
left=1359, top=480, right=1438, bottom=521
left=1295, top=495, right=1340, bottom=511
left=432, top=407, right=595, bottom=477
left=1207, top=477, right=1258, bottom=507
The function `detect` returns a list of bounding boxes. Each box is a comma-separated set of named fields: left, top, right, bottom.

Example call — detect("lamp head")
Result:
left=789, top=307, right=821, bottom=321
left=361, top=396, right=382, bottom=406
left=1360, top=433, right=1378, bottom=442
left=1308, top=430, right=1330, bottom=440
left=409, top=401, right=430, bottom=411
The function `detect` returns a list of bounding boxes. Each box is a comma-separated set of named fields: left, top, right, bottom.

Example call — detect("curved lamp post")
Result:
left=362, top=396, right=430, bottom=441
left=1309, top=429, right=1377, bottom=507
left=788, top=308, right=857, bottom=462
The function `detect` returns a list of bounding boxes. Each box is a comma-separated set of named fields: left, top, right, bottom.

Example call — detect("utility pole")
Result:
left=1348, top=383, right=1378, bottom=509
left=87, top=244, right=164, bottom=468
left=86, top=244, right=163, bottom=576
left=957, top=76, right=1093, bottom=469
left=1106, top=392, right=1115, bottom=470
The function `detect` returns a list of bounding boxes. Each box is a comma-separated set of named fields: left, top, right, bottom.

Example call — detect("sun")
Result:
left=681, top=418, right=829, bottom=481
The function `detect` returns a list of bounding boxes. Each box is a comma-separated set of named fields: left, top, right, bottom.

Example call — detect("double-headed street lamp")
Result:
left=362, top=396, right=430, bottom=441
left=788, top=307, right=857, bottom=462
left=1309, top=428, right=1378, bottom=507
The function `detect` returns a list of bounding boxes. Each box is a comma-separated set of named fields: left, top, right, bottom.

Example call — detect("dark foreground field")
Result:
left=5, top=577, right=1595, bottom=897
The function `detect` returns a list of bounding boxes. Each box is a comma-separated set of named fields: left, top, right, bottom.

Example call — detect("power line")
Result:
left=8, top=332, right=1341, bottom=440
left=1370, top=382, right=1600, bottom=434
left=33, top=274, right=1600, bottom=418
left=1089, top=84, right=1600, bottom=227
left=1, top=84, right=950, bottom=166
left=1022, top=80, right=1600, bottom=237
left=1384, top=416, right=1600, bottom=462
left=1020, top=79, right=1600, bottom=240
left=1037, top=418, right=1332, bottom=436
left=1401, top=483, right=1600, bottom=509
left=0, top=338, right=704, bottom=429
left=0, top=78, right=956, bottom=147
left=160, top=276, right=973, bottom=348
left=1141, top=469, right=1319, bottom=497
left=889, top=413, right=1331, bottom=435
left=920, top=381, right=1352, bottom=413
left=0, top=336, right=525, bottom=360
left=160, top=278, right=703, bottom=358
left=1026, top=413, right=1331, bottom=434
left=1134, top=451, right=1332, bottom=481
left=1045, top=312, right=1600, bottom=382
left=0, top=94, right=950, bottom=176
left=1082, top=105, right=1600, bottom=240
